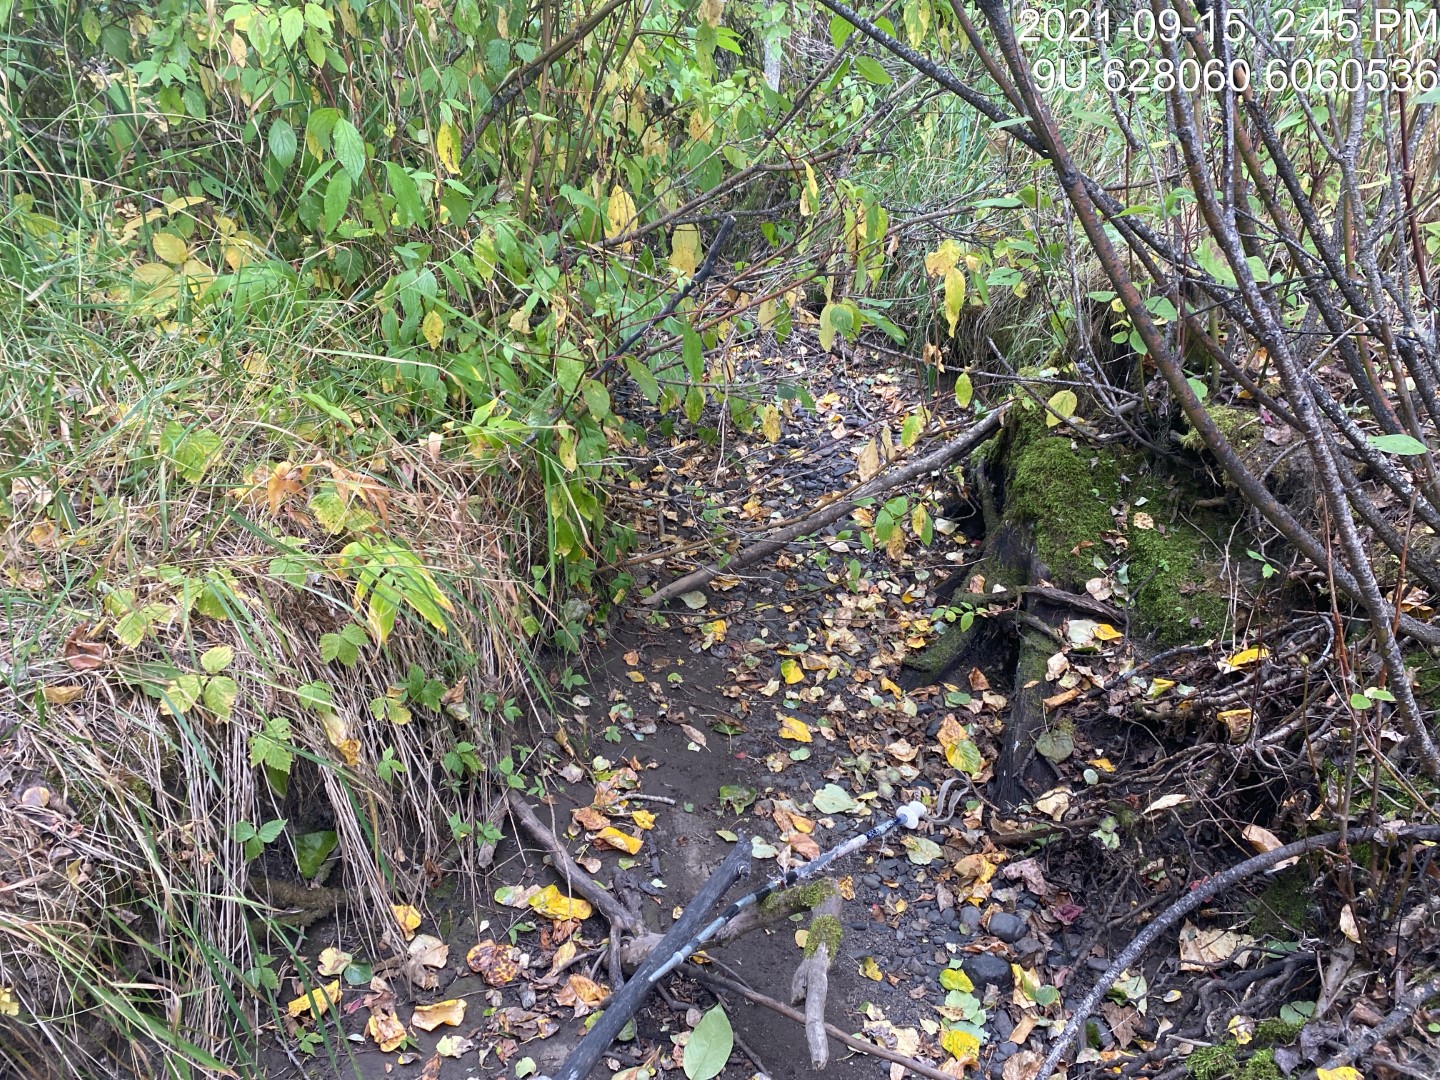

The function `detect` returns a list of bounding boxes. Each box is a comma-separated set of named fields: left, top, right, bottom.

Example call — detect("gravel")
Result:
left=987, top=911, right=1027, bottom=943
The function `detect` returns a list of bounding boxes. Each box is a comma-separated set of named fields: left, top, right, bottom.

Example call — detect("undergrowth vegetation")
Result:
left=3, top=0, right=1439, bottom=1074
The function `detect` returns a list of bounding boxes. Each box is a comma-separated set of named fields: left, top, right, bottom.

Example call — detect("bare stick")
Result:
left=791, top=888, right=843, bottom=1068
left=1037, top=824, right=1440, bottom=1079
left=1311, top=972, right=1440, bottom=1076
left=507, top=793, right=640, bottom=935
left=643, top=408, right=1005, bottom=605
left=691, top=970, right=955, bottom=1080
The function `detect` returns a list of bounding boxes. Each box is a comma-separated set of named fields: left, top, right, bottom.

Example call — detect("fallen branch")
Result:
left=1309, top=972, right=1440, bottom=1078
left=506, top=793, right=640, bottom=935
left=553, top=842, right=752, bottom=1080
left=643, top=408, right=1006, bottom=605
left=791, top=886, right=843, bottom=1068
left=692, top=969, right=954, bottom=1080
left=1038, top=824, right=1440, bottom=1079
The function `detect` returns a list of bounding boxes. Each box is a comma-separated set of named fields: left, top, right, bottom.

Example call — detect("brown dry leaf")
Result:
left=63, top=630, right=108, bottom=671
left=411, top=998, right=466, bottom=1031
left=435, top=1034, right=474, bottom=1058
left=967, top=667, right=990, bottom=692
left=1042, top=688, right=1079, bottom=709
left=884, top=738, right=918, bottom=762
left=1241, top=824, right=1299, bottom=870
left=1217, top=707, right=1254, bottom=740
left=1338, top=904, right=1361, bottom=943
left=556, top=974, right=608, bottom=1016
left=366, top=1007, right=407, bottom=1051
left=999, top=857, right=1053, bottom=899
left=1002, top=1050, right=1043, bottom=1080
left=1178, top=920, right=1258, bottom=971
left=494, top=1006, right=560, bottom=1042
left=787, top=832, right=821, bottom=859
left=573, top=806, right=609, bottom=831
left=856, top=439, right=882, bottom=482
left=286, top=979, right=340, bottom=1019
left=419, top=1055, right=442, bottom=1080
left=42, top=684, right=84, bottom=705
left=679, top=722, right=708, bottom=747
left=466, top=939, right=521, bottom=986
left=1100, top=1000, right=1142, bottom=1047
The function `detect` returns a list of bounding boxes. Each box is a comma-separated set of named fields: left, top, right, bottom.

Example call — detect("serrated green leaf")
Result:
left=332, top=118, right=366, bottom=182
left=203, top=675, right=238, bottom=719
left=200, top=645, right=233, bottom=673
left=321, top=170, right=351, bottom=234
left=581, top=379, right=611, bottom=420
left=269, top=118, right=297, bottom=167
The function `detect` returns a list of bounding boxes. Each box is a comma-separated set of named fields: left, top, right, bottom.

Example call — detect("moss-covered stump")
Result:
left=906, top=410, right=1240, bottom=808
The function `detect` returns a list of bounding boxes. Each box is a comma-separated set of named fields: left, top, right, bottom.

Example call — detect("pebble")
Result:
left=863, top=873, right=882, bottom=889
left=961, top=952, right=1012, bottom=991
left=992, top=1011, right=1015, bottom=1041
left=1086, top=957, right=1112, bottom=973
left=994, top=1041, right=1019, bottom=1061
left=958, top=906, right=983, bottom=934
left=988, top=911, right=1027, bottom=944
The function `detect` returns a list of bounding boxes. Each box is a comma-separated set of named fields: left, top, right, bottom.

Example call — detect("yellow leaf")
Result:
left=697, top=0, right=725, bottom=26
left=941, top=1027, right=981, bottom=1062
left=799, top=162, right=820, bottom=217
left=1217, top=707, right=1253, bottom=740
left=606, top=185, right=637, bottom=245
left=1316, top=1069, right=1363, bottom=1080
left=317, top=947, right=351, bottom=977
left=595, top=827, right=643, bottom=855
left=1222, top=646, right=1270, bottom=669
left=943, top=267, right=966, bottom=336
left=856, top=439, right=881, bottom=482
left=528, top=884, right=594, bottom=921
left=1094, top=623, right=1123, bottom=641
left=925, top=239, right=962, bottom=277
left=780, top=658, right=804, bottom=685
left=152, top=232, right=189, bottom=265
left=670, top=224, right=702, bottom=277
left=1045, top=389, right=1078, bottom=428
left=632, top=809, right=656, bottom=830
left=758, top=298, right=778, bottom=329
left=436, top=121, right=461, bottom=174
left=0, top=987, right=18, bottom=1017
left=392, top=903, right=422, bottom=941
left=366, top=1008, right=408, bottom=1051
left=858, top=956, right=884, bottom=981
left=412, top=998, right=466, bottom=1031
left=1087, top=757, right=1117, bottom=773
left=42, top=684, right=84, bottom=704
left=778, top=715, right=813, bottom=743
left=286, top=979, right=340, bottom=1019
left=1149, top=678, right=1176, bottom=694
left=423, top=308, right=445, bottom=350
left=760, top=403, right=782, bottom=443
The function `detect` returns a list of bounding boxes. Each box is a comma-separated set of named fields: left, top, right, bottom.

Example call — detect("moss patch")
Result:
left=1006, top=422, right=1230, bottom=644
left=804, top=912, right=843, bottom=959
left=762, top=878, right=836, bottom=916
left=1246, top=868, right=1311, bottom=940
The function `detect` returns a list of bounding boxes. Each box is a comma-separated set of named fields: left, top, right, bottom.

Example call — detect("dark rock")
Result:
left=961, top=952, right=1012, bottom=991
left=988, top=911, right=1027, bottom=944
left=994, top=1041, right=1019, bottom=1061
left=1086, top=956, right=1111, bottom=973
left=992, top=1011, right=1015, bottom=1041
left=958, top=906, right=984, bottom=933
left=863, top=873, right=882, bottom=889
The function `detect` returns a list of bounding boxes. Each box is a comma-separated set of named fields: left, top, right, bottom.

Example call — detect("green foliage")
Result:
left=232, top=818, right=286, bottom=862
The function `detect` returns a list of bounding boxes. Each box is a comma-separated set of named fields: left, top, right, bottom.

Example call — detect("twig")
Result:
left=643, top=407, right=1005, bottom=605
left=690, top=970, right=954, bottom=1080
left=1308, top=972, right=1440, bottom=1077
left=1037, top=824, right=1440, bottom=1078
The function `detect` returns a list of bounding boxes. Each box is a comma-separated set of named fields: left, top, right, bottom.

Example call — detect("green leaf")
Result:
left=828, top=14, right=854, bottom=47
left=164, top=674, right=204, bottom=715
left=581, top=379, right=611, bottom=420
left=1368, top=433, right=1428, bottom=456
left=256, top=818, right=287, bottom=844
left=939, top=967, right=974, bottom=992
left=295, top=830, right=339, bottom=879
left=854, top=56, right=892, bottom=85
left=279, top=6, right=304, bottom=47
left=683, top=1005, right=733, bottom=1080
left=200, top=645, right=233, bottom=674
left=269, top=118, right=297, bottom=168
left=954, top=372, right=973, bottom=409
left=684, top=385, right=705, bottom=425
left=1186, top=376, right=1208, bottom=401
left=625, top=357, right=660, bottom=405
left=332, top=118, right=366, bottom=182
left=203, top=676, right=238, bottom=719
left=1349, top=692, right=1373, bottom=710
left=900, top=411, right=924, bottom=448
left=385, top=161, right=425, bottom=227
left=321, top=170, right=351, bottom=234
left=1035, top=729, right=1075, bottom=762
